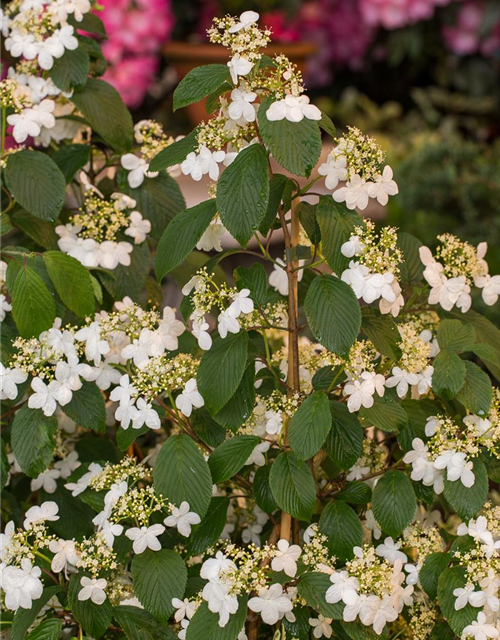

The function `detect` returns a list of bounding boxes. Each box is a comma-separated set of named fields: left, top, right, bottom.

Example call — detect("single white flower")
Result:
left=175, top=378, right=204, bottom=417
left=228, top=10, right=259, bottom=33
left=244, top=441, right=270, bottom=467
left=131, top=397, right=161, bottom=430
left=23, top=501, right=59, bottom=530
left=475, top=274, right=500, bottom=306
left=48, top=538, right=79, bottom=574
left=227, top=87, right=257, bottom=123
left=0, top=364, right=27, bottom=400
left=125, top=524, right=165, bottom=554
left=325, top=571, right=360, bottom=606
left=309, top=615, right=333, bottom=639
left=341, top=234, right=365, bottom=258
left=248, top=583, right=294, bottom=625
left=434, top=450, right=475, bottom=487
left=366, top=166, right=399, bottom=206
left=192, top=316, right=212, bottom=351
left=227, top=288, right=254, bottom=318
left=172, top=597, right=197, bottom=622
left=375, top=537, right=408, bottom=564
left=385, top=367, right=420, bottom=399
left=203, top=581, right=239, bottom=627
left=78, top=577, right=107, bottom=605
left=164, top=501, right=201, bottom=537
left=30, top=468, right=61, bottom=494
left=333, top=174, right=369, bottom=211
left=218, top=309, right=240, bottom=339
left=271, top=539, right=302, bottom=577
left=227, top=55, right=254, bottom=85
left=28, top=377, right=59, bottom=416
left=125, top=211, right=151, bottom=244
left=462, top=612, right=499, bottom=640
left=269, top=258, right=304, bottom=296
left=121, top=154, right=158, bottom=188
left=453, top=584, right=487, bottom=610
left=196, top=218, right=226, bottom=252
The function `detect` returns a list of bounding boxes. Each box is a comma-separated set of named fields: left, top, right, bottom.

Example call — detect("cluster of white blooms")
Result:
left=341, top=221, right=404, bottom=317
left=121, top=120, right=180, bottom=188
left=403, top=413, right=494, bottom=493
left=324, top=545, right=413, bottom=635
left=182, top=270, right=255, bottom=351
left=2, top=0, right=91, bottom=145
left=268, top=257, right=305, bottom=296
left=385, top=322, right=434, bottom=399
left=347, top=439, right=388, bottom=482
left=420, top=236, right=500, bottom=313
left=452, top=503, right=500, bottom=639
left=56, top=188, right=151, bottom=269
left=318, top=127, right=398, bottom=210
left=341, top=341, right=386, bottom=413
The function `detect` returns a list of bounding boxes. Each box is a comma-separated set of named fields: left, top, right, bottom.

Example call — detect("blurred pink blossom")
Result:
left=98, top=0, right=174, bottom=107
left=443, top=0, right=500, bottom=55
left=260, top=11, right=302, bottom=43
left=360, top=0, right=453, bottom=29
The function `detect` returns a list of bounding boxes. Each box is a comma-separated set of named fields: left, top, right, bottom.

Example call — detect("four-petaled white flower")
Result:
left=164, top=501, right=201, bottom=537
left=434, top=449, right=475, bottom=487
left=125, top=211, right=151, bottom=244
left=48, top=538, right=79, bottom=574
left=318, top=155, right=348, bottom=191
left=309, top=615, right=333, bottom=639
left=366, top=166, right=399, bottom=205
left=228, top=10, right=259, bottom=33
left=228, top=87, right=257, bottom=123
left=121, top=154, right=159, bottom=188
left=266, top=94, right=321, bottom=123
left=375, top=537, right=408, bottom=564
left=462, top=612, right=499, bottom=640
left=78, top=576, right=107, bottom=605
left=125, top=524, right=165, bottom=554
left=325, top=571, right=360, bottom=605
left=271, top=539, right=302, bottom=577
left=248, top=583, right=294, bottom=625
left=23, top=502, right=59, bottom=530
left=227, top=55, right=254, bottom=85
left=0, top=364, right=27, bottom=400
left=175, top=378, right=204, bottom=417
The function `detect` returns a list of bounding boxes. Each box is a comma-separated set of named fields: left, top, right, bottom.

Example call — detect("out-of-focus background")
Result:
left=99, top=0, right=500, bottom=271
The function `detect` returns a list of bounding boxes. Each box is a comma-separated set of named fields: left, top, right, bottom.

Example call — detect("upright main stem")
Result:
left=280, top=195, right=301, bottom=542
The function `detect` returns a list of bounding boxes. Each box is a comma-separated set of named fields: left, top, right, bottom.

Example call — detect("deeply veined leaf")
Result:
left=113, top=606, right=177, bottom=640
left=269, top=451, right=316, bottom=521
left=10, top=265, right=56, bottom=338
left=149, top=128, right=198, bottom=171
left=71, top=78, right=133, bottom=152
left=372, top=469, right=416, bottom=537
left=443, top=457, right=488, bottom=521
left=437, top=319, right=476, bottom=352
left=456, top=360, right=493, bottom=415
left=318, top=501, right=363, bottom=562
left=153, top=434, right=213, bottom=517
left=208, top=435, right=261, bottom=483
left=317, top=196, right=362, bottom=276
left=438, top=567, right=477, bottom=635
left=68, top=573, right=113, bottom=638
left=5, top=150, right=66, bottom=221
left=11, top=406, right=57, bottom=478
left=131, top=550, right=187, bottom=624
left=432, top=349, right=466, bottom=400
left=186, top=596, right=248, bottom=640
left=173, top=64, right=231, bottom=111
left=61, top=381, right=107, bottom=433
left=197, top=331, right=248, bottom=415
left=258, top=95, right=322, bottom=177
left=288, top=391, right=332, bottom=460
left=155, top=199, right=217, bottom=280
left=43, top=251, right=95, bottom=317
left=298, top=572, right=344, bottom=620
left=324, top=401, right=363, bottom=469
left=188, top=497, right=230, bottom=556
left=25, top=618, right=62, bottom=640
left=305, top=274, right=361, bottom=356
left=420, top=552, right=451, bottom=599
left=216, top=144, right=270, bottom=247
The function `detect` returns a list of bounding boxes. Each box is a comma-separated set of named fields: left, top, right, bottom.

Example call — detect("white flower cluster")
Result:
left=2, top=0, right=91, bottom=146
left=56, top=189, right=150, bottom=269
left=340, top=222, right=404, bottom=317
left=318, top=127, right=398, bottom=211
left=420, top=237, right=500, bottom=313
left=182, top=271, right=255, bottom=351
left=404, top=415, right=484, bottom=493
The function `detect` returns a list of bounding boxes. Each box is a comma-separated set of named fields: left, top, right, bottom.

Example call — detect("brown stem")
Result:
left=279, top=195, right=302, bottom=543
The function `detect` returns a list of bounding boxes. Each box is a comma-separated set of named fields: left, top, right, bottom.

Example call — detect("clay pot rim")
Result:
left=163, top=40, right=316, bottom=62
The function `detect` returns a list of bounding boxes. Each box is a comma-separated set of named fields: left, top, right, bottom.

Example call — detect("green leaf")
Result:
left=10, top=210, right=58, bottom=250
left=173, top=64, right=230, bottom=111
left=456, top=361, right=492, bottom=415
left=71, top=78, right=133, bottom=152
left=114, top=605, right=177, bottom=640
left=471, top=343, right=500, bottom=369
left=397, top=232, right=424, bottom=285
left=68, top=573, right=113, bottom=638
left=155, top=199, right=217, bottom=280
left=253, top=464, right=278, bottom=513
left=337, top=481, right=372, bottom=505
left=68, top=12, right=106, bottom=35
left=197, top=331, right=248, bottom=415
left=216, top=144, right=269, bottom=247
left=116, top=423, right=149, bottom=451
left=319, top=112, right=336, bottom=137
left=234, top=263, right=268, bottom=307
left=62, top=381, right=106, bottom=432
left=0, top=438, right=8, bottom=490
left=11, top=406, right=57, bottom=478
left=319, top=501, right=363, bottom=562
left=188, top=497, right=229, bottom=556
left=5, top=150, right=66, bottom=221
left=420, top=552, right=451, bottom=599
left=298, top=572, right=344, bottom=619
left=42, top=483, right=95, bottom=539
left=359, top=394, right=408, bottom=433
left=317, top=197, right=362, bottom=276
left=50, top=47, right=90, bottom=91
left=25, top=618, right=62, bottom=640
left=305, top=274, right=361, bottom=356
left=372, top=470, right=416, bottom=537
left=288, top=391, right=332, bottom=460
left=192, top=409, right=226, bottom=448
left=259, top=173, right=289, bottom=236
left=258, top=95, right=322, bottom=177
left=437, top=320, right=476, bottom=352
left=186, top=596, right=248, bottom=640
left=11, top=587, right=61, bottom=640
left=10, top=265, right=56, bottom=338
left=431, top=349, right=466, bottom=400
left=43, top=251, right=94, bottom=317
left=361, top=308, right=401, bottom=360
left=131, top=550, right=187, bottom=624
left=324, top=402, right=363, bottom=469
left=52, top=143, right=93, bottom=183
left=208, top=435, right=261, bottom=482
left=438, top=567, right=478, bottom=635
left=153, top=434, right=213, bottom=517
left=149, top=128, right=198, bottom=172
left=298, top=202, right=321, bottom=245
left=443, top=457, right=488, bottom=521
left=213, top=363, right=255, bottom=433
left=122, top=172, right=186, bottom=240
left=269, top=451, right=316, bottom=521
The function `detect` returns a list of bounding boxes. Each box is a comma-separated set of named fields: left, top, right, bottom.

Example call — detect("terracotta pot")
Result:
left=163, top=41, right=317, bottom=125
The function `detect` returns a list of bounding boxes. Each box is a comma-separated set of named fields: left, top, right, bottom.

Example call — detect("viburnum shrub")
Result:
left=2, top=6, right=500, bottom=640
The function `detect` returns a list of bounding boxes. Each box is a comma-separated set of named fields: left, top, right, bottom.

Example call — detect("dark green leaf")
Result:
left=438, top=567, right=477, bottom=635
left=319, top=501, right=363, bottom=562
left=420, top=553, right=451, bottom=599
left=324, top=401, right=363, bottom=469
left=173, top=64, right=231, bottom=111
left=149, top=128, right=198, bottom=172
left=359, top=393, right=408, bottom=433
left=456, top=361, right=492, bottom=415
left=62, top=381, right=106, bottom=432
left=43, top=251, right=94, bottom=317
left=298, top=572, right=344, bottom=619
left=52, top=144, right=92, bottom=183
left=68, top=573, right=113, bottom=638
left=114, top=605, right=177, bottom=640
left=10, top=265, right=56, bottom=338
left=432, top=350, right=467, bottom=400
left=361, top=308, right=401, bottom=360
left=186, top=596, right=248, bottom=640
left=208, top=435, right=261, bottom=482
left=269, top=451, right=316, bottom=521
left=25, top=618, right=62, bottom=640
left=11, top=406, right=57, bottom=478
left=397, top=232, right=424, bottom=285
left=188, top=497, right=229, bottom=556
left=372, top=470, right=416, bottom=537
left=437, top=320, right=476, bottom=352
left=316, top=197, right=362, bottom=276
left=443, top=457, right=488, bottom=521
left=50, top=47, right=90, bottom=91
left=288, top=391, right=332, bottom=460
